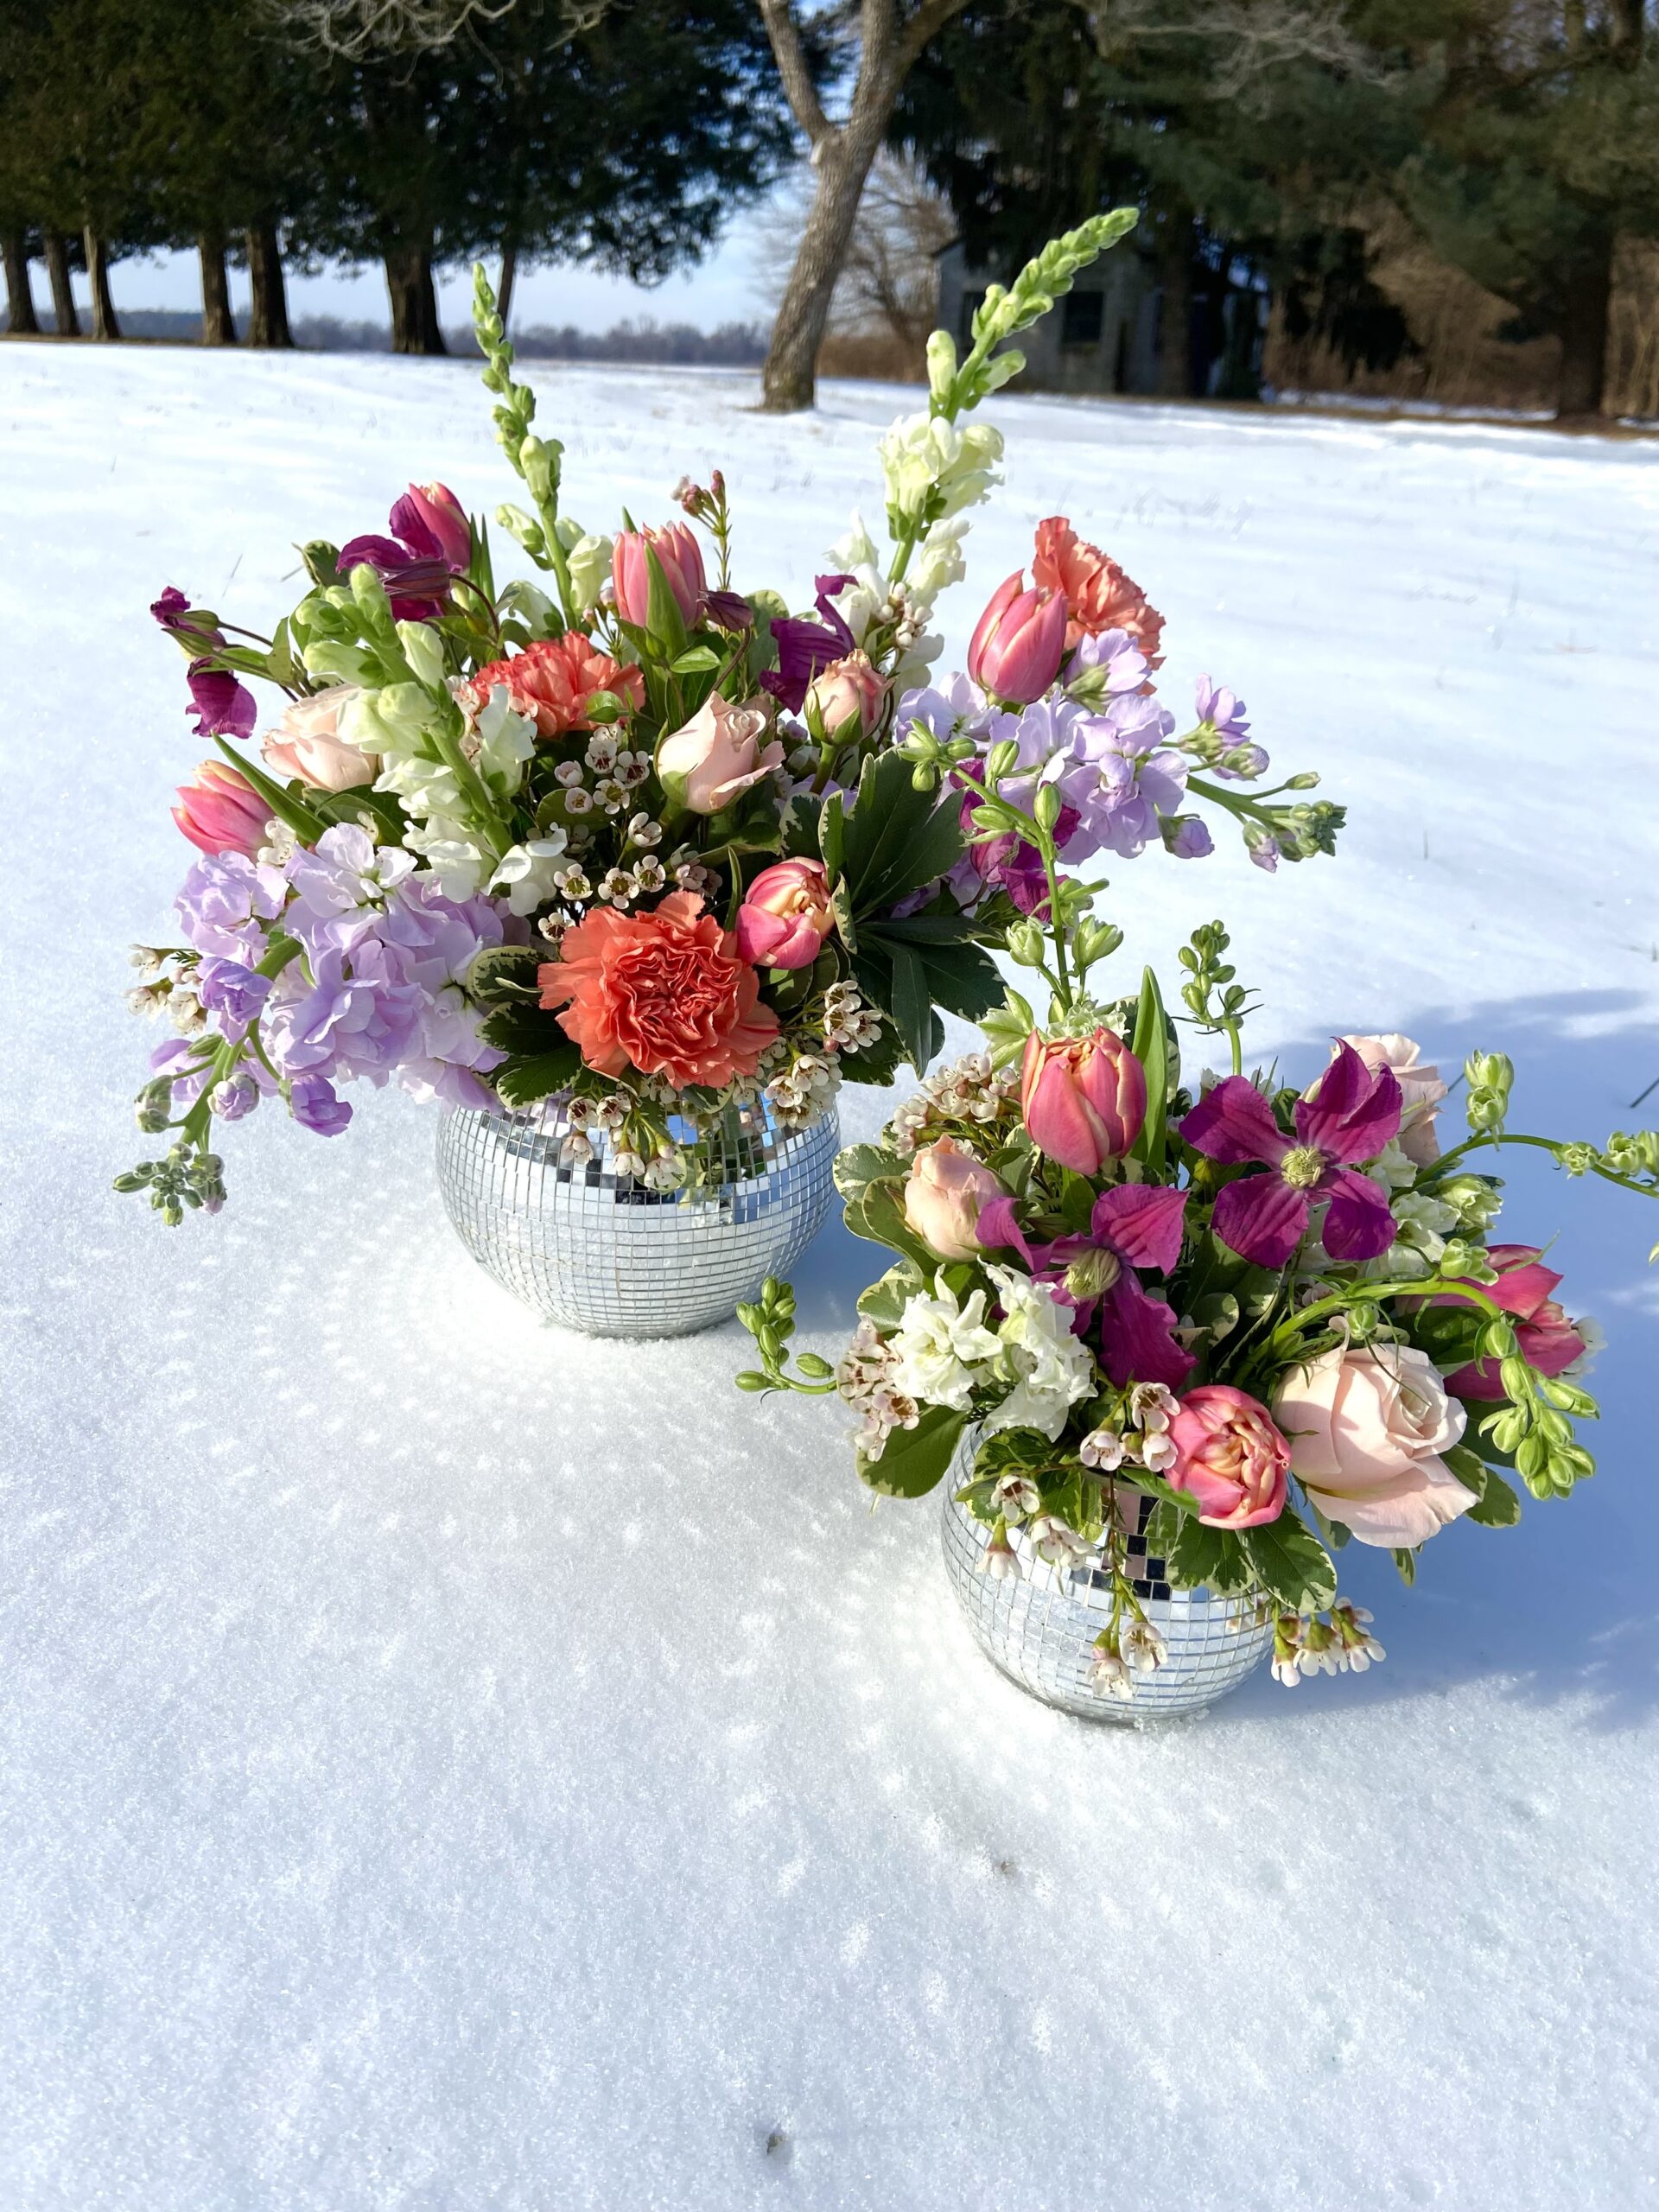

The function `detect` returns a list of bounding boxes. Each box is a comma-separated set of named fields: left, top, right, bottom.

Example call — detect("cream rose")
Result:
left=261, top=685, right=377, bottom=793
left=656, top=691, right=783, bottom=814
left=902, top=1137, right=1005, bottom=1262
left=1338, top=1033, right=1449, bottom=1167
left=1274, top=1343, right=1476, bottom=1548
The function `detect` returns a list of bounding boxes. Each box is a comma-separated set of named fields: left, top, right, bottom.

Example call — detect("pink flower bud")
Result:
left=260, top=686, right=377, bottom=792
left=804, top=651, right=887, bottom=741
left=391, top=481, right=472, bottom=572
left=966, top=569, right=1067, bottom=703
left=172, top=760, right=270, bottom=858
left=1020, top=1028, right=1147, bottom=1175
left=734, top=857, right=835, bottom=969
left=902, top=1137, right=1006, bottom=1261
left=658, top=691, right=784, bottom=814
left=612, top=522, right=707, bottom=631
left=1166, top=1384, right=1289, bottom=1529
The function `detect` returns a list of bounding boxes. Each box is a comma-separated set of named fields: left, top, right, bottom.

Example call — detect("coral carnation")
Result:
left=1032, top=515, right=1166, bottom=664
left=467, top=633, right=645, bottom=738
left=538, top=891, right=779, bottom=1090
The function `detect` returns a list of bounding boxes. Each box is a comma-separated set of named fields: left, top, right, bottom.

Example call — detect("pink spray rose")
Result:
left=1166, top=1384, right=1290, bottom=1529
left=1274, top=1344, right=1475, bottom=1548
left=173, top=760, right=270, bottom=858
left=804, top=651, right=887, bottom=741
left=1442, top=1246, right=1587, bottom=1401
left=612, top=523, right=707, bottom=630
left=1338, top=1033, right=1449, bottom=1166
left=902, top=1137, right=1007, bottom=1262
left=260, top=686, right=377, bottom=792
left=658, top=692, right=784, bottom=813
left=966, top=570, right=1068, bottom=703
left=734, top=857, right=835, bottom=969
left=1020, top=1029, right=1147, bottom=1176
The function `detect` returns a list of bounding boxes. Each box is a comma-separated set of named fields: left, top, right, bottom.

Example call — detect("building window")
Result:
left=1061, top=289, right=1104, bottom=347
left=962, top=288, right=986, bottom=345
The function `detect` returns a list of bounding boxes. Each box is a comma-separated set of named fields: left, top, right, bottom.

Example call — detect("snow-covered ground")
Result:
left=2, top=345, right=1657, bottom=2212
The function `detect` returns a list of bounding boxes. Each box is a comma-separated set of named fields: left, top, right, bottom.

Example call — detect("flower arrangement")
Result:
left=737, top=590, right=1659, bottom=1695
left=118, top=212, right=1339, bottom=1232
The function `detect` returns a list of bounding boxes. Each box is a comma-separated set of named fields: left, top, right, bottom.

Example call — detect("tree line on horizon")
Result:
left=2, top=0, right=1656, bottom=423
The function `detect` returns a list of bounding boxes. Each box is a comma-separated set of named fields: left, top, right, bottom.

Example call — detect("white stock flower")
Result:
left=908, top=517, right=969, bottom=601
left=1363, top=1188, right=1461, bottom=1281
left=402, top=819, right=487, bottom=899
left=979, top=1266, right=1094, bottom=1441
left=491, top=832, right=570, bottom=916
left=888, top=1275, right=1002, bottom=1412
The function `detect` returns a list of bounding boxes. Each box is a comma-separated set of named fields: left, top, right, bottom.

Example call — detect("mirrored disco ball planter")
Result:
left=940, top=1438, right=1274, bottom=1724
left=436, top=1099, right=839, bottom=1338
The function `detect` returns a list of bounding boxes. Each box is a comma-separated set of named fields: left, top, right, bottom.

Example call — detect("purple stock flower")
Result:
left=185, top=659, right=257, bottom=741
left=978, top=1185, right=1195, bottom=1391
left=195, top=957, right=272, bottom=1028
left=289, top=1075, right=353, bottom=1136
left=894, top=671, right=993, bottom=747
left=1179, top=1044, right=1402, bottom=1268
left=760, top=574, right=856, bottom=711
left=149, top=1035, right=214, bottom=1109
left=1195, top=674, right=1268, bottom=780
left=953, top=783, right=1079, bottom=915
left=1054, top=695, right=1190, bottom=862
left=1160, top=815, right=1215, bottom=860
left=210, top=1073, right=259, bottom=1122
left=175, top=851, right=289, bottom=961
left=1066, top=626, right=1151, bottom=696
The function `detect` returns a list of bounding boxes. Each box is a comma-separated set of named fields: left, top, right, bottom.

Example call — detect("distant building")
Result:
left=935, top=237, right=1267, bottom=399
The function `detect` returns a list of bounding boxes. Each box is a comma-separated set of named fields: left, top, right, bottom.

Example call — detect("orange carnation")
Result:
left=467, top=633, right=645, bottom=738
left=537, top=891, right=779, bottom=1090
left=1032, top=515, right=1165, bottom=664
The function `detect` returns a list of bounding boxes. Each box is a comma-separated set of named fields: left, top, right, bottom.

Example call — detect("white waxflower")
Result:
left=1119, top=1617, right=1168, bottom=1674
left=491, top=833, right=571, bottom=917
left=1090, top=1647, right=1135, bottom=1700
left=1027, top=1514, right=1091, bottom=1567
left=1079, top=1426, right=1126, bottom=1471
left=991, top=1472, right=1041, bottom=1522
left=584, top=733, right=620, bottom=775
left=983, top=1524, right=1023, bottom=1580
left=979, top=1266, right=1095, bottom=1441
left=632, top=856, right=667, bottom=894
left=554, top=760, right=587, bottom=789
left=888, top=1275, right=1002, bottom=1411
left=559, top=1129, right=594, bottom=1167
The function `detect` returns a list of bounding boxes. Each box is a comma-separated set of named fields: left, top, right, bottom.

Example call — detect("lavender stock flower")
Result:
left=289, top=1075, right=353, bottom=1136
left=195, top=957, right=271, bottom=1028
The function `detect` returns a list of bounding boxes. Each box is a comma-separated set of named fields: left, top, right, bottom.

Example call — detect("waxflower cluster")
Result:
left=742, top=874, right=1659, bottom=1696
left=121, top=213, right=1346, bottom=1228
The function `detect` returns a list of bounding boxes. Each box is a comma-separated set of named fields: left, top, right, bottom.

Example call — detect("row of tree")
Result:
left=3, top=1, right=1656, bottom=421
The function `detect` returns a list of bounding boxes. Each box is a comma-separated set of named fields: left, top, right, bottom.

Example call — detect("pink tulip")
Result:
left=390, top=481, right=472, bottom=572
left=173, top=760, right=270, bottom=858
left=1020, top=1029, right=1147, bottom=1175
left=966, top=569, right=1067, bottom=703
left=612, top=522, right=707, bottom=630
left=734, top=857, right=834, bottom=969
left=903, top=1137, right=1006, bottom=1261
left=1166, top=1384, right=1289, bottom=1529
left=804, top=652, right=887, bottom=741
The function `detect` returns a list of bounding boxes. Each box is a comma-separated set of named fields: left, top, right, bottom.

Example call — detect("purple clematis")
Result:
left=184, top=659, right=257, bottom=741
left=339, top=491, right=465, bottom=620
left=1179, top=1043, right=1402, bottom=1268
left=977, top=1185, right=1195, bottom=1390
left=760, top=574, right=856, bottom=711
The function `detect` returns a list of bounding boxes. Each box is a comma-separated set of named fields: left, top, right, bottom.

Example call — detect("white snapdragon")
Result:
left=402, top=823, right=488, bottom=900
left=395, top=619, right=447, bottom=690
left=344, top=681, right=432, bottom=761
left=909, top=518, right=970, bottom=601
left=1366, top=1137, right=1419, bottom=1196
left=471, top=691, right=536, bottom=791
left=491, top=831, right=571, bottom=916
left=556, top=520, right=614, bottom=613
left=888, top=1276, right=1002, bottom=1411
left=979, top=1266, right=1094, bottom=1440
left=878, top=412, right=1004, bottom=527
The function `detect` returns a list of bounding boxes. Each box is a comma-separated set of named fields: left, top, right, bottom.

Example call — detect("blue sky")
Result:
left=73, top=208, right=777, bottom=333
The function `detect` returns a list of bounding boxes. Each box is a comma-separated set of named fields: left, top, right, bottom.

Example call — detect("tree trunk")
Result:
left=385, top=242, right=447, bottom=355
left=497, top=238, right=518, bottom=333
left=43, top=229, right=79, bottom=336
left=3, top=228, right=40, bottom=335
left=1556, top=229, right=1613, bottom=422
left=198, top=232, right=236, bottom=346
left=245, top=223, right=293, bottom=348
left=1156, top=226, right=1194, bottom=399
left=761, top=124, right=886, bottom=413
left=83, top=225, right=120, bottom=340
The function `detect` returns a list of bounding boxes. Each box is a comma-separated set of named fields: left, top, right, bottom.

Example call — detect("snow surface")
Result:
left=2, top=346, right=1657, bottom=2212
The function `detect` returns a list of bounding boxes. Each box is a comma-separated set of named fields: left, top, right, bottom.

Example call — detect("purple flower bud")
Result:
left=150, top=588, right=224, bottom=652
left=196, top=957, right=272, bottom=1027
left=289, top=1074, right=353, bottom=1136
left=210, top=1073, right=259, bottom=1122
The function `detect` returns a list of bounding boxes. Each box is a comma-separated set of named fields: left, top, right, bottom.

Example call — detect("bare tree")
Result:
left=755, top=149, right=953, bottom=365
left=755, top=0, right=973, bottom=410
left=265, top=0, right=601, bottom=55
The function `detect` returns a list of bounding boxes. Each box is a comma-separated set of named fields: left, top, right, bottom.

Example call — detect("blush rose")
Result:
left=1273, top=1343, right=1476, bottom=1548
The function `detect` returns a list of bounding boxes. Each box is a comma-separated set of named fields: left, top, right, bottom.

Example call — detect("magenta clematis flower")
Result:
left=977, top=1185, right=1194, bottom=1391
left=184, top=660, right=257, bottom=742
left=760, top=574, right=856, bottom=711
left=339, top=484, right=471, bottom=620
left=1179, top=1043, right=1402, bottom=1268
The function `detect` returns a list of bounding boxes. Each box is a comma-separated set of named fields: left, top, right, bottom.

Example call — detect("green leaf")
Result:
left=1238, top=1504, right=1337, bottom=1613
left=832, top=1020, right=908, bottom=1088
left=1159, top=1511, right=1260, bottom=1598
left=861, top=925, right=1003, bottom=1024
left=858, top=1404, right=968, bottom=1498
left=643, top=543, right=689, bottom=658
left=479, top=1002, right=573, bottom=1056
left=833, top=1143, right=909, bottom=1203
left=889, top=942, right=934, bottom=1073
left=493, top=1046, right=582, bottom=1109
left=1446, top=1443, right=1524, bottom=1528
left=468, top=945, right=546, bottom=1005
left=671, top=645, right=721, bottom=674
left=857, top=1260, right=925, bottom=1329
left=1391, top=1546, right=1419, bottom=1586
left=1129, top=966, right=1169, bottom=1176
left=844, top=1178, right=936, bottom=1271
left=819, top=790, right=846, bottom=881
left=839, top=750, right=965, bottom=915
